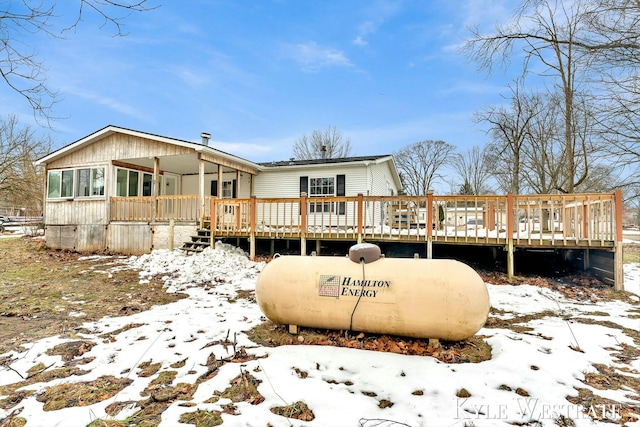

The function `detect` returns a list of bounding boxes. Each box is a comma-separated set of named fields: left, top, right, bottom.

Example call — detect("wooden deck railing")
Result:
left=210, top=192, right=622, bottom=248
left=110, top=195, right=206, bottom=222
left=107, top=191, right=624, bottom=289
left=109, top=191, right=622, bottom=248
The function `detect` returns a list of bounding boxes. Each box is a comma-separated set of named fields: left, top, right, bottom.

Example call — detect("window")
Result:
left=76, top=168, right=105, bottom=197
left=211, top=180, right=236, bottom=198
left=309, top=177, right=334, bottom=213
left=116, top=167, right=155, bottom=197
left=142, top=173, right=153, bottom=196
left=47, top=171, right=63, bottom=198
left=310, top=177, right=334, bottom=196
left=222, top=181, right=233, bottom=198
left=300, top=175, right=346, bottom=215
left=128, top=171, right=139, bottom=196
left=48, top=169, right=101, bottom=199
left=61, top=170, right=74, bottom=197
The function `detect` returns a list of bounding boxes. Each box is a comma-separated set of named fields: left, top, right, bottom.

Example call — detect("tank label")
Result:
left=318, top=275, right=341, bottom=297
left=318, top=275, right=391, bottom=300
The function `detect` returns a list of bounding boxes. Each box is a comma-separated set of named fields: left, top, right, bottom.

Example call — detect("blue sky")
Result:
left=5, top=0, right=518, bottom=165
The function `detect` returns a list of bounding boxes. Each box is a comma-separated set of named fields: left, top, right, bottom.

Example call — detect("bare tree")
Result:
left=465, top=0, right=599, bottom=193
left=0, top=115, right=52, bottom=215
left=451, top=145, right=493, bottom=195
left=491, top=0, right=640, bottom=191
left=393, top=140, right=455, bottom=195
left=584, top=1, right=640, bottom=189
left=0, top=1, right=156, bottom=124
left=519, top=90, right=608, bottom=194
left=292, top=126, right=353, bottom=160
left=476, top=80, right=538, bottom=193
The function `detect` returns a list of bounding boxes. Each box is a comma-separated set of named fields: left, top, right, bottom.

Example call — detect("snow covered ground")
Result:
left=0, top=242, right=638, bottom=426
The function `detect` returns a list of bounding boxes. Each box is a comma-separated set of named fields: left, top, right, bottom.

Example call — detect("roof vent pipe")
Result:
left=201, top=132, right=211, bottom=146
left=320, top=145, right=327, bottom=159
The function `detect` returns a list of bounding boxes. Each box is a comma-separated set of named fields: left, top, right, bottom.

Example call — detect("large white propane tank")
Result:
left=256, top=244, right=490, bottom=341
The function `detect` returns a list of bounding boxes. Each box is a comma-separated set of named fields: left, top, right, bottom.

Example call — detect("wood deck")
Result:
left=110, top=191, right=625, bottom=289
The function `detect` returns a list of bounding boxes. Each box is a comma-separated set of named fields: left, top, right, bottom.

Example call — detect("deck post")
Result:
left=506, top=193, right=515, bottom=278
left=169, top=218, right=174, bottom=250
left=199, top=156, right=206, bottom=229
left=248, top=234, right=255, bottom=260
left=427, top=190, right=434, bottom=259
left=582, top=204, right=589, bottom=240
left=249, top=196, right=256, bottom=260
left=301, top=192, right=308, bottom=255
left=583, top=249, right=589, bottom=270
left=316, top=240, right=321, bottom=255
left=210, top=198, right=217, bottom=249
left=613, top=189, right=624, bottom=291
left=357, top=193, right=364, bottom=244
left=152, top=157, right=160, bottom=222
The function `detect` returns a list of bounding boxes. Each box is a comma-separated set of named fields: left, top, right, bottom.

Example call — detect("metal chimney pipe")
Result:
left=201, top=132, right=211, bottom=146
left=320, top=145, right=327, bottom=159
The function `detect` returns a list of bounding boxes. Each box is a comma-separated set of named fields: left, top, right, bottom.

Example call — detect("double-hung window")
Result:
left=309, top=177, right=334, bottom=213
left=300, top=175, right=346, bottom=215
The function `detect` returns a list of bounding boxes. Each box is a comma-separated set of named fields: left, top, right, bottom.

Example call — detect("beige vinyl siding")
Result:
left=253, top=164, right=379, bottom=228
left=254, top=165, right=372, bottom=198
left=369, top=161, right=398, bottom=196
left=253, top=169, right=301, bottom=198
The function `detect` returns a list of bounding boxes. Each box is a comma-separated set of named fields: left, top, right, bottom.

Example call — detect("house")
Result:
left=33, top=126, right=627, bottom=289
left=35, top=125, right=401, bottom=254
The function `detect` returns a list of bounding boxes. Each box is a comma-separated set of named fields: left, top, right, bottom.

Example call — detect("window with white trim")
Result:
left=222, top=181, right=234, bottom=198
left=309, top=177, right=334, bottom=213
left=47, top=168, right=105, bottom=199
left=116, top=168, right=155, bottom=197
left=310, top=177, right=334, bottom=196
left=300, top=175, right=346, bottom=214
left=77, top=168, right=105, bottom=197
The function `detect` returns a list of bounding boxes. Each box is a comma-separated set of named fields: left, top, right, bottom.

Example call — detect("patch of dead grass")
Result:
left=0, top=364, right=90, bottom=408
left=270, top=401, right=314, bottom=421
left=562, top=362, right=640, bottom=425
left=207, top=370, right=264, bottom=406
left=137, top=360, right=162, bottom=378
left=35, top=375, right=132, bottom=411
left=0, top=413, right=27, bottom=427
left=178, top=410, right=223, bottom=427
left=247, top=321, right=492, bottom=363
left=484, top=309, right=559, bottom=334
left=624, top=242, right=640, bottom=264
left=0, top=238, right=186, bottom=354
left=567, top=387, right=638, bottom=425
left=46, top=340, right=96, bottom=362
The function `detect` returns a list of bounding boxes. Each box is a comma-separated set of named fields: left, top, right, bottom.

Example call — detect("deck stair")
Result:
left=181, top=229, right=212, bottom=254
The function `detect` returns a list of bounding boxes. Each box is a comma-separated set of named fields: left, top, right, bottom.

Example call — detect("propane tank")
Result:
left=255, top=244, right=490, bottom=341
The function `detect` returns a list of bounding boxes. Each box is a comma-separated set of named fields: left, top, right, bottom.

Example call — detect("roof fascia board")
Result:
left=261, top=157, right=393, bottom=170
